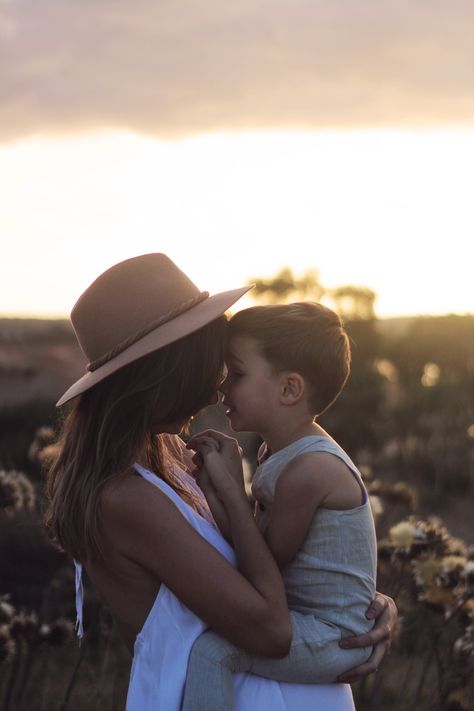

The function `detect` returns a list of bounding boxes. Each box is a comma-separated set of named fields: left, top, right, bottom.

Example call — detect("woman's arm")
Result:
left=101, top=464, right=292, bottom=659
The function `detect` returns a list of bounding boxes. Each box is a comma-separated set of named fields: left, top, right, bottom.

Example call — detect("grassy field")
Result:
left=1, top=315, right=473, bottom=710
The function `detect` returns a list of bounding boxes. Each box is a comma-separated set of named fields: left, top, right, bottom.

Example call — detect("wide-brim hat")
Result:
left=56, top=253, right=252, bottom=406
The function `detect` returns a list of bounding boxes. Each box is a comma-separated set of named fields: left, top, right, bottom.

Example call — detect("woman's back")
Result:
left=85, top=469, right=164, bottom=652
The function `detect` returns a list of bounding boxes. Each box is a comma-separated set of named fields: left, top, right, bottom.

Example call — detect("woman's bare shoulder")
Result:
left=100, top=468, right=168, bottom=525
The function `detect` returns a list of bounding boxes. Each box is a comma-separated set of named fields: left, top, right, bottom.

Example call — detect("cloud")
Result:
left=1, top=0, right=473, bottom=142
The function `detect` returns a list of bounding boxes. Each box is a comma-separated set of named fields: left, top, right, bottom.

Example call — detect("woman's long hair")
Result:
left=45, top=315, right=227, bottom=561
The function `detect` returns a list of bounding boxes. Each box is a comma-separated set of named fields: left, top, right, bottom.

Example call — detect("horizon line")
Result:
left=1, top=310, right=473, bottom=321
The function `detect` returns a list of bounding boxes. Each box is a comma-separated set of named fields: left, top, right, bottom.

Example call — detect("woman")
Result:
left=46, top=253, right=396, bottom=710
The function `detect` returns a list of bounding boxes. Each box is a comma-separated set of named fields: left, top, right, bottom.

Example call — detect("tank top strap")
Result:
left=132, top=462, right=217, bottom=529
left=133, top=463, right=195, bottom=519
left=296, top=436, right=367, bottom=502
left=257, top=435, right=367, bottom=503
left=303, top=436, right=360, bottom=473
left=71, top=464, right=204, bottom=642
left=74, top=559, right=84, bottom=640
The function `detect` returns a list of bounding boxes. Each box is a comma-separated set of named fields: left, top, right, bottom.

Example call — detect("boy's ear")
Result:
left=280, top=373, right=305, bottom=404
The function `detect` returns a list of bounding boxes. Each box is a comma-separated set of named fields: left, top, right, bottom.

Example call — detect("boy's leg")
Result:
left=182, top=629, right=252, bottom=711
left=249, top=612, right=372, bottom=684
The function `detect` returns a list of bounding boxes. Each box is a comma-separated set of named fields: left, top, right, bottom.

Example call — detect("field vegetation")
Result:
left=0, top=273, right=473, bottom=710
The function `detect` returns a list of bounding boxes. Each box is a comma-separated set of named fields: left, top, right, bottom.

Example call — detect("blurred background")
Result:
left=0, top=1, right=473, bottom=709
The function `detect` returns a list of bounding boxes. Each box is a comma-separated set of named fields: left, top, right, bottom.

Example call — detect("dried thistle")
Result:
left=0, top=469, right=36, bottom=514
left=15, top=471, right=36, bottom=510
left=37, top=443, right=59, bottom=466
left=0, top=470, right=22, bottom=513
left=454, top=611, right=474, bottom=657
left=28, top=426, right=56, bottom=462
left=418, top=584, right=458, bottom=612
left=412, top=554, right=443, bottom=587
left=446, top=688, right=474, bottom=711
left=369, top=495, right=384, bottom=519
left=463, top=560, right=474, bottom=585
left=9, top=611, right=39, bottom=644
left=45, top=618, right=74, bottom=647
left=0, top=625, right=15, bottom=664
left=0, top=596, right=15, bottom=625
left=368, top=480, right=417, bottom=508
left=388, top=520, right=426, bottom=548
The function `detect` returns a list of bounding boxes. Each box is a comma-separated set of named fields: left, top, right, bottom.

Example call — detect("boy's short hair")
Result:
left=228, top=302, right=351, bottom=416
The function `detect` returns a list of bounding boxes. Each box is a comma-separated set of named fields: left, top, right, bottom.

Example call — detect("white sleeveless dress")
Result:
left=75, top=463, right=355, bottom=711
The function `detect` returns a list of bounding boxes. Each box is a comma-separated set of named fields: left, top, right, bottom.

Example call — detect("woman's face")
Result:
left=151, top=391, right=220, bottom=435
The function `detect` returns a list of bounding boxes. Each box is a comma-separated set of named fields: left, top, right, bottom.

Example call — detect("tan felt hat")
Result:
left=56, top=253, right=252, bottom=406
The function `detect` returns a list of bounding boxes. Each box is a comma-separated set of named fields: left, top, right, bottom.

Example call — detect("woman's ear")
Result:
left=280, top=373, right=305, bottom=405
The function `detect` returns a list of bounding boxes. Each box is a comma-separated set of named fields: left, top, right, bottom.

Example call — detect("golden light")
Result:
left=0, top=128, right=473, bottom=318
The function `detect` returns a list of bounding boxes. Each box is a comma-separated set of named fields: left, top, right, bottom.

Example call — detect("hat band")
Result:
left=87, top=291, right=210, bottom=372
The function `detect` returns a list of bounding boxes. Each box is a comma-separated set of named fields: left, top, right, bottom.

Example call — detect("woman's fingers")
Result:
left=365, top=593, right=385, bottom=620
left=339, top=624, right=390, bottom=649
left=187, top=435, right=220, bottom=455
left=337, top=592, right=397, bottom=682
left=340, top=594, right=395, bottom=649
left=336, top=641, right=389, bottom=683
left=187, top=429, right=239, bottom=456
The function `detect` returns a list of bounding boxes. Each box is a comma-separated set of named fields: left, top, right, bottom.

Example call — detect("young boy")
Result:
left=182, top=302, right=377, bottom=711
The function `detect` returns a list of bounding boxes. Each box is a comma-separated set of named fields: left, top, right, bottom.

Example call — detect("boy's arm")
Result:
left=263, top=454, right=330, bottom=569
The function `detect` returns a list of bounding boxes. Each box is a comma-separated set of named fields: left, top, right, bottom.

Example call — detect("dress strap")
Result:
left=74, top=559, right=84, bottom=640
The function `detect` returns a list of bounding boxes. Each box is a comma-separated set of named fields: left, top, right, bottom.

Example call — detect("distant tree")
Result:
left=330, top=285, right=377, bottom=321
left=248, top=268, right=324, bottom=303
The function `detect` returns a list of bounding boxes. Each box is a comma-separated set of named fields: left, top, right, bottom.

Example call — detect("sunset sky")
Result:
left=1, top=0, right=473, bottom=318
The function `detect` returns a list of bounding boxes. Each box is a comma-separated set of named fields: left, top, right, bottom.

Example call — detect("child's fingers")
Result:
left=187, top=428, right=225, bottom=443
left=187, top=430, right=240, bottom=457
left=187, top=435, right=220, bottom=455
left=187, top=431, right=220, bottom=450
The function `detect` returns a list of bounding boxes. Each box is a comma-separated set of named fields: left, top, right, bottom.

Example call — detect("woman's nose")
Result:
left=219, top=376, right=229, bottom=395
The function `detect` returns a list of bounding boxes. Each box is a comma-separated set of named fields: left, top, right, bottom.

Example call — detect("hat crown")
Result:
left=71, top=254, right=202, bottom=365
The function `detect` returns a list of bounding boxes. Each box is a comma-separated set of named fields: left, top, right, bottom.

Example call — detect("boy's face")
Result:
left=220, top=334, right=281, bottom=433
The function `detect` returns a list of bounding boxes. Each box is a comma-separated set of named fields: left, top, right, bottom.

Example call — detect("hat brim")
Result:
left=56, top=285, right=252, bottom=406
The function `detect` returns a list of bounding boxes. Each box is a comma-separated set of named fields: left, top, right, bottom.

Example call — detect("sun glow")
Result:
left=0, top=128, right=473, bottom=318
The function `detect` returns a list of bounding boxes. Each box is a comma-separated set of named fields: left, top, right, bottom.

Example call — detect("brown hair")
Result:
left=228, top=303, right=351, bottom=416
left=45, top=316, right=227, bottom=562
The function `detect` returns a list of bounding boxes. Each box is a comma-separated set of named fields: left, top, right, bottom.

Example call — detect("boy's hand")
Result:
left=337, top=592, right=397, bottom=683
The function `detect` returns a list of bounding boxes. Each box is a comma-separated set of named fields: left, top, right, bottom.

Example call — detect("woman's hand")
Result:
left=337, top=592, right=397, bottom=683
left=187, top=429, right=245, bottom=490
left=187, top=438, right=233, bottom=540
left=186, top=433, right=249, bottom=540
